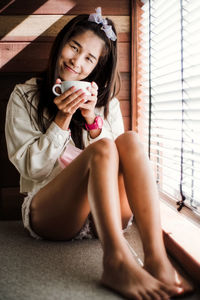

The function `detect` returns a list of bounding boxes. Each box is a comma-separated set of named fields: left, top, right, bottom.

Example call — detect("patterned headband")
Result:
left=88, top=7, right=117, bottom=42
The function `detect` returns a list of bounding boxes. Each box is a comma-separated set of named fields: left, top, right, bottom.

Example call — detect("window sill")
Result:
left=160, top=196, right=200, bottom=285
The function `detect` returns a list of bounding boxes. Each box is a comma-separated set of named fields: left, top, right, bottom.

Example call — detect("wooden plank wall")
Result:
left=0, top=0, right=131, bottom=219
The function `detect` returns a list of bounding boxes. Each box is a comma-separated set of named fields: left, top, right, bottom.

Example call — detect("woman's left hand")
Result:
left=79, top=81, right=98, bottom=122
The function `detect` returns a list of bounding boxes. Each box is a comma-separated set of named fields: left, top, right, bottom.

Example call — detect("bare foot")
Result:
left=101, top=245, right=183, bottom=300
left=144, top=254, right=194, bottom=297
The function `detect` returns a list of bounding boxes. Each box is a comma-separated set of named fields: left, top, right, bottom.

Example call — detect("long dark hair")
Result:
left=36, top=13, right=120, bottom=149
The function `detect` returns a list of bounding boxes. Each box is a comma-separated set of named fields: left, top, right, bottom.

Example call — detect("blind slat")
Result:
left=138, top=0, right=200, bottom=212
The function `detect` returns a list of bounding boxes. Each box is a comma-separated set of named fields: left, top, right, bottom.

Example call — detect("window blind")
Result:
left=138, top=0, right=200, bottom=213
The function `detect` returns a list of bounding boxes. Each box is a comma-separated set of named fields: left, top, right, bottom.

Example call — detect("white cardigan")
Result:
left=5, top=78, right=124, bottom=194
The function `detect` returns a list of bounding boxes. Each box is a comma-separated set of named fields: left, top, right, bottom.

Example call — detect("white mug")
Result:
left=52, top=80, right=91, bottom=97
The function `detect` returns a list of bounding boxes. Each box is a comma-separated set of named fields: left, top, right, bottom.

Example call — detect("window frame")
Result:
left=130, top=0, right=200, bottom=285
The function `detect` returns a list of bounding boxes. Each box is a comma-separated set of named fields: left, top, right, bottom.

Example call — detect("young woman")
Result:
left=6, top=7, right=190, bottom=300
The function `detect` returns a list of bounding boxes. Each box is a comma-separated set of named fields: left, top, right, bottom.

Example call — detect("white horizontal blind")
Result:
left=138, top=0, right=200, bottom=213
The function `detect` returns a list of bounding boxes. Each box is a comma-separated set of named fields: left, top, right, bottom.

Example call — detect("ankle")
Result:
left=103, top=249, right=122, bottom=268
left=101, top=231, right=125, bottom=252
left=143, top=237, right=167, bottom=258
left=143, top=246, right=168, bottom=267
left=103, top=240, right=130, bottom=266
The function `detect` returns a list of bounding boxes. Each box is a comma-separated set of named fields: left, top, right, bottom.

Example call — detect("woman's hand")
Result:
left=79, top=81, right=98, bottom=123
left=53, top=78, right=87, bottom=130
left=54, top=79, right=87, bottom=117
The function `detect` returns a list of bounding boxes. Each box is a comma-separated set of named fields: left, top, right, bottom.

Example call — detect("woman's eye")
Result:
left=87, top=57, right=93, bottom=63
left=71, top=45, right=78, bottom=52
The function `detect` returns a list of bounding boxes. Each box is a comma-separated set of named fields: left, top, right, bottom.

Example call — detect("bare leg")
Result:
left=88, top=140, right=181, bottom=299
left=30, top=138, right=181, bottom=299
left=30, top=138, right=122, bottom=241
left=118, top=172, right=133, bottom=230
left=115, top=131, right=193, bottom=294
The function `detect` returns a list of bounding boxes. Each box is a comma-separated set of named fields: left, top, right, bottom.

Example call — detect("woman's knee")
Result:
left=116, top=131, right=140, bottom=145
left=89, top=138, right=118, bottom=164
left=115, top=131, right=144, bottom=156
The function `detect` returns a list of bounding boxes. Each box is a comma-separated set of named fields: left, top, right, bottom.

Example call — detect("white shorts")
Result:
left=22, top=192, right=133, bottom=241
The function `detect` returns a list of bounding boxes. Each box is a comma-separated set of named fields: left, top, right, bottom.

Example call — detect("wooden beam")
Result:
left=0, top=0, right=130, bottom=16
left=0, top=15, right=130, bottom=42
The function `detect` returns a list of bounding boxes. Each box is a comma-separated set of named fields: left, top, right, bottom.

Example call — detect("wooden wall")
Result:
left=0, top=0, right=131, bottom=219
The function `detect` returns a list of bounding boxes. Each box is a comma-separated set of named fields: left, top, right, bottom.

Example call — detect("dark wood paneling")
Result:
left=0, top=42, right=130, bottom=73
left=0, top=42, right=50, bottom=73
left=123, top=116, right=131, bottom=131
left=0, top=100, right=7, bottom=131
left=118, top=72, right=131, bottom=100
left=0, top=0, right=130, bottom=15
left=0, top=74, right=36, bottom=101
left=1, top=32, right=129, bottom=43
left=120, top=100, right=131, bottom=117
left=118, top=42, right=130, bottom=72
left=69, top=0, right=130, bottom=16
left=0, top=130, right=20, bottom=187
left=0, top=187, right=23, bottom=220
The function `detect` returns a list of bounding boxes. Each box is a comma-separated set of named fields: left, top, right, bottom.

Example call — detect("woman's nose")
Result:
left=71, top=54, right=82, bottom=68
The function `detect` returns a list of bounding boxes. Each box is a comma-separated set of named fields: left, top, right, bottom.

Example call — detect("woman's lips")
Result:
left=64, top=63, right=79, bottom=74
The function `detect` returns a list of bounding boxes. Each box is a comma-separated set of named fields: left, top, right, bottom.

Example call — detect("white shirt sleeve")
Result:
left=5, top=85, right=71, bottom=181
left=83, top=97, right=124, bottom=147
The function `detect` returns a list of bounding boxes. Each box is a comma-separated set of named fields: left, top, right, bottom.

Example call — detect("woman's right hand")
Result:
left=54, top=79, right=86, bottom=117
left=53, top=79, right=87, bottom=130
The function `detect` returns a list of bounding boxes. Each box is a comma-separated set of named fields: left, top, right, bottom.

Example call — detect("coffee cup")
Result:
left=52, top=80, right=91, bottom=97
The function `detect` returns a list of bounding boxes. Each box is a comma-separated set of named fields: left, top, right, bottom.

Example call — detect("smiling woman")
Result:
left=58, top=31, right=104, bottom=81
left=1, top=2, right=195, bottom=299
left=0, top=1, right=131, bottom=222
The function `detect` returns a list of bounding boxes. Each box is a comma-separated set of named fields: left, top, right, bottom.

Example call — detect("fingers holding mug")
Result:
left=54, top=88, right=86, bottom=115
left=54, top=86, right=76, bottom=107
left=63, top=92, right=86, bottom=115
left=91, top=81, right=98, bottom=96
left=52, top=80, right=92, bottom=115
